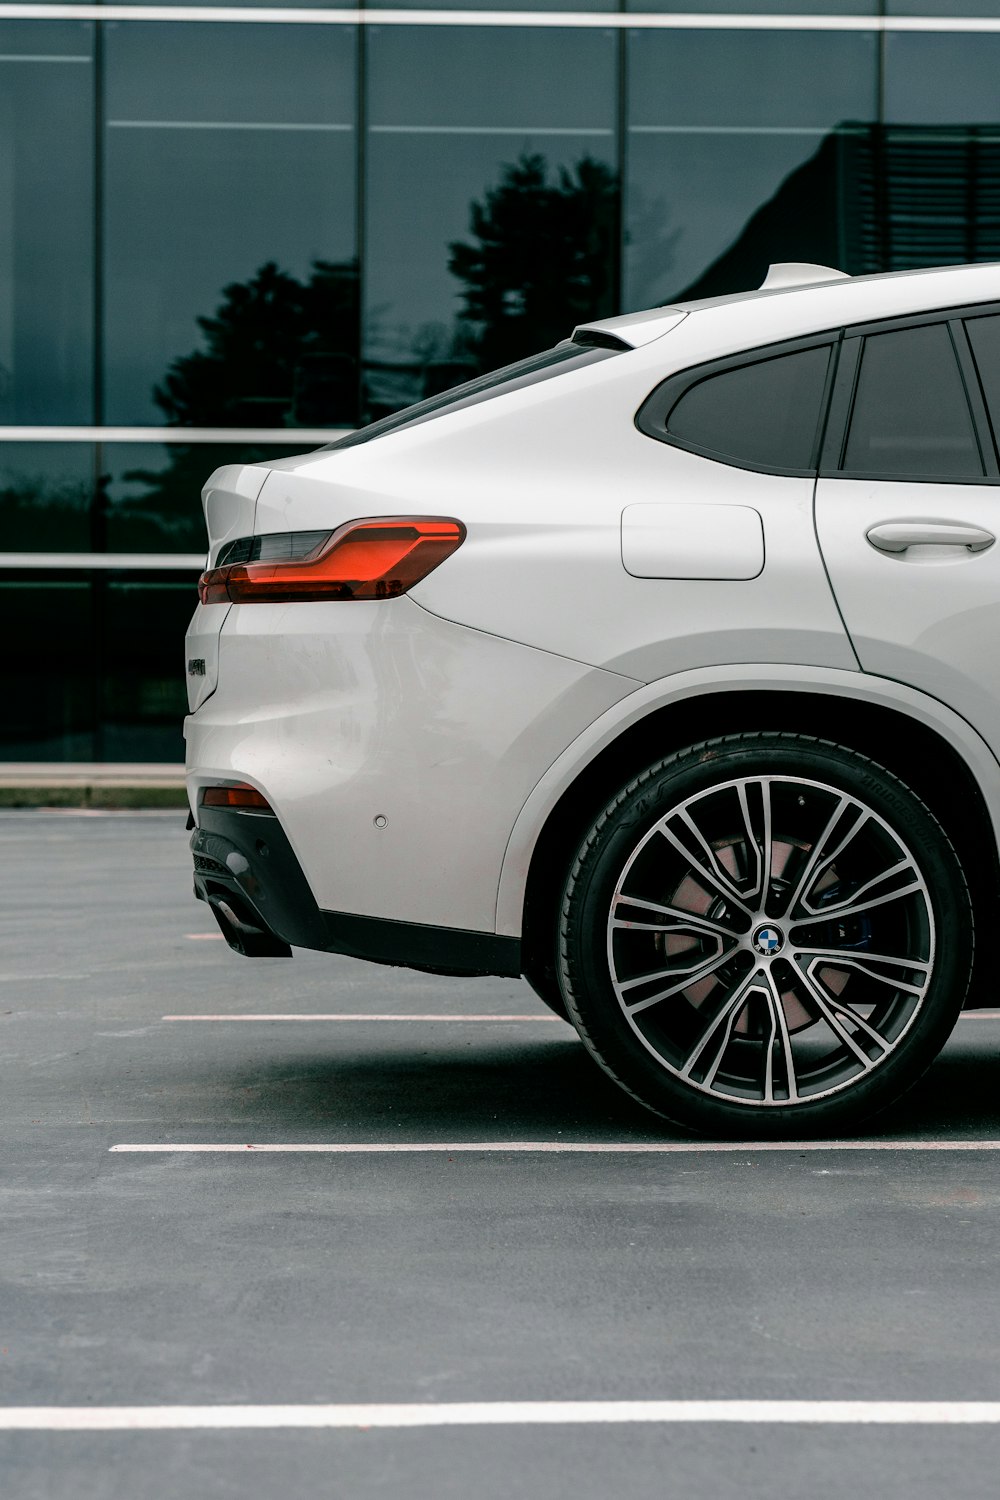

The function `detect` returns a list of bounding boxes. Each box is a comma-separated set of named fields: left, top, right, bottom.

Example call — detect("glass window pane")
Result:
left=0, top=22, right=94, bottom=423
left=843, top=324, right=984, bottom=479
left=364, top=26, right=617, bottom=417
left=625, top=32, right=878, bottom=308
left=370, top=0, right=605, bottom=8
left=666, top=345, right=831, bottom=471
left=885, top=0, right=1000, bottom=17
left=967, top=314, right=1000, bottom=450
left=0, top=439, right=326, bottom=556
left=103, top=22, right=359, bottom=428
left=630, top=0, right=873, bottom=10
left=332, top=343, right=618, bottom=451
left=0, top=567, right=198, bottom=762
left=102, top=440, right=315, bottom=554
left=102, top=578, right=193, bottom=762
left=883, top=36, right=1000, bottom=268
left=0, top=575, right=95, bottom=760
left=0, top=444, right=94, bottom=551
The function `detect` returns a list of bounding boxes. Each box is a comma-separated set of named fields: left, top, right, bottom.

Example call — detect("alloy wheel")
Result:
left=605, top=774, right=935, bottom=1108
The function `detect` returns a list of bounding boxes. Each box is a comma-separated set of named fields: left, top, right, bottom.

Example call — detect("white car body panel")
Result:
left=251, top=339, right=856, bottom=682
left=620, top=503, right=764, bottom=581
left=184, top=463, right=271, bottom=711
left=493, top=663, right=1000, bottom=937
left=815, top=478, right=1000, bottom=750
left=184, top=258, right=1000, bottom=957
left=185, top=597, right=635, bottom=932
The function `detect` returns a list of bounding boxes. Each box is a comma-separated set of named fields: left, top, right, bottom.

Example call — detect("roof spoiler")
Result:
left=760, top=263, right=851, bottom=290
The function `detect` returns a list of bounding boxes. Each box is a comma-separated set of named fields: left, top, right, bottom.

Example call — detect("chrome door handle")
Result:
left=866, top=521, right=996, bottom=554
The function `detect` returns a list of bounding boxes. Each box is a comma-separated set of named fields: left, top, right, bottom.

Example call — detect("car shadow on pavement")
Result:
left=132, top=1017, right=1000, bottom=1142
left=875, top=1027, right=1000, bottom=1138
left=138, top=1030, right=674, bottom=1141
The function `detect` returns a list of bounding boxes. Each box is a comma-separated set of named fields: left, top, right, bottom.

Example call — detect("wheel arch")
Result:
left=508, top=670, right=1000, bottom=1009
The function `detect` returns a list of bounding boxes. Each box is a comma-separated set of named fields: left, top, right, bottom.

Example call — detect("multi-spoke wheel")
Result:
left=558, top=734, right=973, bottom=1135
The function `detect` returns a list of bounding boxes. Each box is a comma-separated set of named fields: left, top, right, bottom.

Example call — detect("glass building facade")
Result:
left=2, top=2, right=997, bottom=761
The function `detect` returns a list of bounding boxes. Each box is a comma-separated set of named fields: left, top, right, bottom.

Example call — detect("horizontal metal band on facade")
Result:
left=0, top=553, right=205, bottom=569
left=0, top=426, right=349, bottom=443
left=3, top=6, right=1000, bottom=32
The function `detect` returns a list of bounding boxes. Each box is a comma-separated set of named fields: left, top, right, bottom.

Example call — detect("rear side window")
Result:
left=841, top=323, right=984, bottom=480
left=965, top=313, right=1000, bottom=448
left=325, top=341, right=621, bottom=451
left=638, top=343, right=833, bottom=474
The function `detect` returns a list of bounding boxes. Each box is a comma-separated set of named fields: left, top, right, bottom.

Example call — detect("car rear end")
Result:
left=182, top=336, right=651, bottom=973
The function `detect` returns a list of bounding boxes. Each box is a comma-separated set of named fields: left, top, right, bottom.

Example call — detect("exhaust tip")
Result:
left=206, top=892, right=292, bottom=959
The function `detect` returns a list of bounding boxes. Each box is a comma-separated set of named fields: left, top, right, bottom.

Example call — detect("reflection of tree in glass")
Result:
left=0, top=472, right=91, bottom=550
left=449, top=153, right=619, bottom=371
left=114, top=439, right=314, bottom=557
left=124, top=155, right=619, bottom=546
left=154, top=259, right=359, bottom=429
left=121, top=259, right=357, bottom=551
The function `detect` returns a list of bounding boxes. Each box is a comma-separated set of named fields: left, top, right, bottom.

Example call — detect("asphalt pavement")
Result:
left=3, top=810, right=1000, bottom=1497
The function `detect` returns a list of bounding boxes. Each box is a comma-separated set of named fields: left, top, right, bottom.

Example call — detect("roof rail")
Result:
left=760, top=263, right=850, bottom=290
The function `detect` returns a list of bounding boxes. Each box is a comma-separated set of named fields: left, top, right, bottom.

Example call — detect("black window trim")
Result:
left=821, top=301, right=1000, bottom=485
left=959, top=307, right=1000, bottom=478
left=635, top=331, right=842, bottom=480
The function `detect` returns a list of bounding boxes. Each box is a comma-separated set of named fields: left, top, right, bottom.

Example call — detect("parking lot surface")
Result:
left=4, top=810, right=1000, bottom=1497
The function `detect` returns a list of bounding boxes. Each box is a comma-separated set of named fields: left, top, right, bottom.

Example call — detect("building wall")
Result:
left=0, top=2, right=995, bottom=760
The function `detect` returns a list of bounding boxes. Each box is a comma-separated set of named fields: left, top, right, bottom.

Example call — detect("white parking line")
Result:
left=161, top=1013, right=563, bottom=1022
left=110, top=1140, right=1000, bottom=1154
left=4, top=1400, right=1000, bottom=1430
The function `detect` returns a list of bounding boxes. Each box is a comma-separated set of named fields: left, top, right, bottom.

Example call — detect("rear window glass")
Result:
left=325, top=341, right=621, bottom=451
left=664, top=345, right=832, bottom=473
left=842, top=323, right=984, bottom=480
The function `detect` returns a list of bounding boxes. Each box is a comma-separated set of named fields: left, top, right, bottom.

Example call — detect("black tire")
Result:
left=523, top=963, right=570, bottom=1021
left=558, top=732, right=973, bottom=1137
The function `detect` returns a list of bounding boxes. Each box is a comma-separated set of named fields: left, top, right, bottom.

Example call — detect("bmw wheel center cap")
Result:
left=752, top=924, right=784, bottom=957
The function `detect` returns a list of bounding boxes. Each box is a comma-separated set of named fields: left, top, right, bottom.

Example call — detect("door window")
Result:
left=841, top=322, right=984, bottom=480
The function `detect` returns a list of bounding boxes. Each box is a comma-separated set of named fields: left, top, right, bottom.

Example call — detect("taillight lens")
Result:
left=200, top=784, right=274, bottom=811
left=198, top=517, right=465, bottom=605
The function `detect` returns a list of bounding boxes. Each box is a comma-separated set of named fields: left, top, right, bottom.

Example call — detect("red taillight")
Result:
left=198, top=567, right=231, bottom=605
left=198, top=518, right=465, bottom=605
left=200, top=784, right=274, bottom=811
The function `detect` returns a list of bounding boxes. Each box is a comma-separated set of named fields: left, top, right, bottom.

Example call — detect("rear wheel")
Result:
left=523, top=963, right=570, bottom=1021
left=558, top=733, right=973, bottom=1136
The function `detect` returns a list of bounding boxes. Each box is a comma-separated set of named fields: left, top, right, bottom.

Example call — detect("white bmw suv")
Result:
left=185, top=260, right=1000, bottom=1137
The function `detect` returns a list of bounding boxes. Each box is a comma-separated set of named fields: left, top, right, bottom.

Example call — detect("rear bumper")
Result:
left=185, top=595, right=634, bottom=937
left=192, top=805, right=521, bottom=977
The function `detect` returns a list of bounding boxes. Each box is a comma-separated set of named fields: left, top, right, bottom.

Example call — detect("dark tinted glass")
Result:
left=886, top=0, right=1000, bottom=11
left=0, top=576, right=96, bottom=760
left=102, top=579, right=192, bottom=761
left=0, top=23, right=94, bottom=423
left=966, top=315, right=1000, bottom=450
left=665, top=346, right=831, bottom=471
left=103, top=440, right=313, bottom=553
left=0, top=569, right=196, bottom=762
left=625, top=32, right=878, bottom=308
left=0, top=445, right=93, bottom=551
left=632, top=0, right=871, bottom=9
left=0, top=440, right=317, bottom=556
left=843, top=324, right=984, bottom=479
left=104, top=23, right=358, bottom=428
left=364, top=26, right=616, bottom=419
